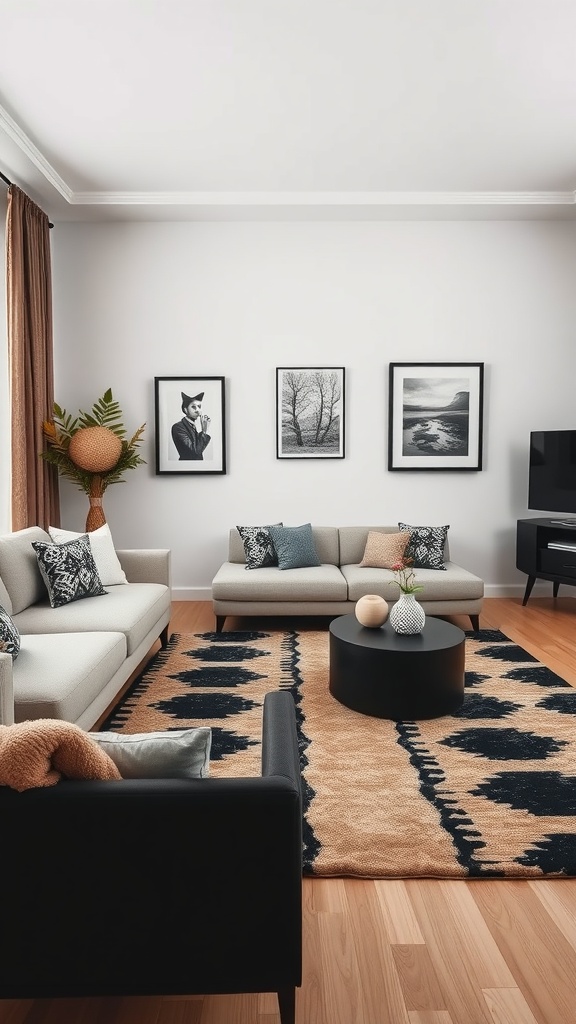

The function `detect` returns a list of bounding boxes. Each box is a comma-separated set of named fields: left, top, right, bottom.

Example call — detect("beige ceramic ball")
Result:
left=355, top=594, right=389, bottom=628
left=68, top=426, right=123, bottom=473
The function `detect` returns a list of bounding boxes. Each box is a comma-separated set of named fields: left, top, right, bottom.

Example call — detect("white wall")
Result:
left=50, top=219, right=576, bottom=598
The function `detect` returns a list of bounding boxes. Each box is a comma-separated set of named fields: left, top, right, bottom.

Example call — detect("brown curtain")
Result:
left=6, top=184, right=59, bottom=530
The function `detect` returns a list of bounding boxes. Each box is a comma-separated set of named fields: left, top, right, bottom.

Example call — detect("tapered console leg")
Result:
left=522, top=576, right=536, bottom=606
left=277, top=986, right=296, bottom=1024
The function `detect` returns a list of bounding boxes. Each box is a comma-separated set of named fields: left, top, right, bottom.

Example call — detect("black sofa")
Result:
left=0, top=690, right=302, bottom=1024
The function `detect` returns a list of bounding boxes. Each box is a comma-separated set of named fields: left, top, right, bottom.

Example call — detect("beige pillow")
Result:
left=359, top=531, right=410, bottom=569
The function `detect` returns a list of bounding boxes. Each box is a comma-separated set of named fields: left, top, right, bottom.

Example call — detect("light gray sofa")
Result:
left=0, top=527, right=171, bottom=728
left=212, top=526, right=483, bottom=632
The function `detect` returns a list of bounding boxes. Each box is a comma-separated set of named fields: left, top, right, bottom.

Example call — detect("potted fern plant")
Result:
left=41, top=389, right=146, bottom=531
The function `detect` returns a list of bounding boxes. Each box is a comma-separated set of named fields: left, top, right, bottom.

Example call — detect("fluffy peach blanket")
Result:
left=0, top=719, right=121, bottom=792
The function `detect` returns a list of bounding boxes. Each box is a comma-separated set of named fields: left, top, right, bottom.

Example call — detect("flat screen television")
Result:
left=529, top=430, right=576, bottom=521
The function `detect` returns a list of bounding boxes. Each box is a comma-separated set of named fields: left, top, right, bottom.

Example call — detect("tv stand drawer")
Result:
left=540, top=548, right=576, bottom=576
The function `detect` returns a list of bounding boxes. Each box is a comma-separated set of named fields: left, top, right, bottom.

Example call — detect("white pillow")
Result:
left=48, top=523, right=127, bottom=586
left=89, top=728, right=211, bottom=779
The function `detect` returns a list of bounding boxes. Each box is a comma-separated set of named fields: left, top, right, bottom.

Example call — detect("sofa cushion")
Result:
left=236, top=524, right=282, bottom=569
left=268, top=524, right=321, bottom=569
left=359, top=531, right=411, bottom=569
left=13, top=631, right=127, bottom=724
left=0, top=605, right=20, bottom=658
left=0, top=527, right=51, bottom=614
left=32, top=536, right=107, bottom=608
left=12, top=583, right=171, bottom=657
left=212, top=561, right=347, bottom=602
left=48, top=523, right=128, bottom=586
left=342, top=561, right=484, bottom=602
left=90, top=728, right=212, bottom=779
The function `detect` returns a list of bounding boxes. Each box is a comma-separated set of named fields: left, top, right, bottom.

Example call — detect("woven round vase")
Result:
left=355, top=594, right=389, bottom=628
left=68, top=426, right=122, bottom=473
left=389, top=593, right=426, bottom=635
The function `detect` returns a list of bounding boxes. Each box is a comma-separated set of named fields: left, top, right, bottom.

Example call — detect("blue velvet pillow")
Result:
left=268, top=524, right=321, bottom=570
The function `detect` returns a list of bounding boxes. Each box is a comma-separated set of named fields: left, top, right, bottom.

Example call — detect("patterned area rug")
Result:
left=101, top=627, right=576, bottom=878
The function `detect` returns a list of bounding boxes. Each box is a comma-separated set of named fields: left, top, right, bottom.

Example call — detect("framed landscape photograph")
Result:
left=276, top=367, right=345, bottom=459
left=154, top=376, right=226, bottom=474
left=388, top=362, right=484, bottom=471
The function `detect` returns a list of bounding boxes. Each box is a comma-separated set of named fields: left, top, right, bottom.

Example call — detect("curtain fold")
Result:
left=6, top=184, right=59, bottom=530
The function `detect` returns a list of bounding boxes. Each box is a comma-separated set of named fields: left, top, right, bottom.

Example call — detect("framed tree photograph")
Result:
left=276, top=367, right=345, bottom=459
left=154, top=376, right=226, bottom=474
left=388, top=362, right=484, bottom=471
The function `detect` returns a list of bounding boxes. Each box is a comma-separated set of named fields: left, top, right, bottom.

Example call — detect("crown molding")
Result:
left=2, top=104, right=576, bottom=214
left=72, top=189, right=576, bottom=208
left=0, top=103, right=72, bottom=201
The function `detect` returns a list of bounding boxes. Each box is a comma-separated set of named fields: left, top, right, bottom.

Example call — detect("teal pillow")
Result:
left=268, top=524, right=321, bottom=570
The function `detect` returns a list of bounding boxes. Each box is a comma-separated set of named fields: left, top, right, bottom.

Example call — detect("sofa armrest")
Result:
left=0, top=650, right=14, bottom=725
left=115, top=548, right=171, bottom=588
left=0, top=690, right=302, bottom=1000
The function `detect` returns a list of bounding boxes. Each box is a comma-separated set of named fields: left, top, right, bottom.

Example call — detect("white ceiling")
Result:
left=1, top=0, right=576, bottom=222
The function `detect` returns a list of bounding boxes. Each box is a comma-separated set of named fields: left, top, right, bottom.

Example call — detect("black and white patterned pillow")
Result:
left=398, top=522, right=449, bottom=571
left=236, top=524, right=283, bottom=570
left=0, top=604, right=20, bottom=658
left=32, top=536, right=107, bottom=608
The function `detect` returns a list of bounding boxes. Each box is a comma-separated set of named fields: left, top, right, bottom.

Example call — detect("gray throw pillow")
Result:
left=32, top=536, right=107, bottom=608
left=237, top=524, right=283, bottom=569
left=0, top=604, right=20, bottom=658
left=398, top=522, right=449, bottom=571
left=268, top=523, right=321, bottom=570
left=90, top=728, right=212, bottom=779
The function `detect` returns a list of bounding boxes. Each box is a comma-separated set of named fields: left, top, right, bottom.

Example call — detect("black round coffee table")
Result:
left=329, top=614, right=465, bottom=720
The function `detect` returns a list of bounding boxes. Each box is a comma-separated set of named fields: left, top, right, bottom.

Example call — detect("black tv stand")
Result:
left=516, top=517, right=576, bottom=605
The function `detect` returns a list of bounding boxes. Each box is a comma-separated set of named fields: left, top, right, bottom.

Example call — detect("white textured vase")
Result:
left=389, top=593, right=426, bottom=634
left=355, top=594, right=389, bottom=628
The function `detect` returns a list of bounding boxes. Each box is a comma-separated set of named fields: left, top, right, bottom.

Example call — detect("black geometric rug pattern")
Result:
left=101, top=627, right=576, bottom=878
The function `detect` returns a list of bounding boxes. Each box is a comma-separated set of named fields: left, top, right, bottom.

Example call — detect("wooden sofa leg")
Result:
left=159, top=625, right=169, bottom=648
left=469, top=614, right=480, bottom=631
left=215, top=615, right=226, bottom=632
left=277, top=986, right=296, bottom=1024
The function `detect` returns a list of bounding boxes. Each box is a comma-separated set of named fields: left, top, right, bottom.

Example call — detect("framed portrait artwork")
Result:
left=276, top=367, right=345, bottom=459
left=388, top=362, right=484, bottom=471
left=154, top=376, right=226, bottom=474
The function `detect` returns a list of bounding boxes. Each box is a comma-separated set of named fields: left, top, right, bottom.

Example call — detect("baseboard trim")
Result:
left=485, top=583, right=576, bottom=599
left=172, top=587, right=212, bottom=601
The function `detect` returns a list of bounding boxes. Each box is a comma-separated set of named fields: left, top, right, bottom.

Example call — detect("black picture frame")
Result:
left=276, top=367, right=346, bottom=459
left=154, top=376, right=226, bottom=474
left=388, top=362, right=484, bottom=471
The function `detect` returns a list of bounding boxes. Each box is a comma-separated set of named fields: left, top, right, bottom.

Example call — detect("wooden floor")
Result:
left=2, top=597, right=576, bottom=1024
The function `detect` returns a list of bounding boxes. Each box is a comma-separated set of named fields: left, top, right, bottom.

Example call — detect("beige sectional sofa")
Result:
left=0, top=527, right=171, bottom=728
left=212, top=526, right=483, bottom=631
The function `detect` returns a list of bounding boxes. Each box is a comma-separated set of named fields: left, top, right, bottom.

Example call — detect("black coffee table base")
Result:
left=329, top=615, right=465, bottom=720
